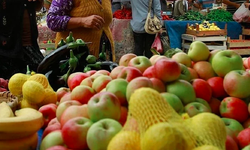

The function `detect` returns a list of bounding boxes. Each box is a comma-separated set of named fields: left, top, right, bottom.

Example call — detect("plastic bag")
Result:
left=233, top=3, right=250, bottom=23
left=151, top=33, right=163, bottom=54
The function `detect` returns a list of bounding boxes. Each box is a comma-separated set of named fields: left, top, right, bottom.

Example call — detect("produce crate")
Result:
left=186, top=23, right=227, bottom=37
left=182, top=34, right=227, bottom=52
left=227, top=35, right=250, bottom=55
left=242, top=27, right=250, bottom=40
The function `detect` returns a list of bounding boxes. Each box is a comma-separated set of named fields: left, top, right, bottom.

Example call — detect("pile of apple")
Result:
left=39, top=40, right=250, bottom=150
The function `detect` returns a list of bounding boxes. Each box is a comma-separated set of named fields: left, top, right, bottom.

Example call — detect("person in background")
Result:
left=223, top=0, right=244, bottom=14
left=188, top=0, right=201, bottom=11
left=173, top=0, right=189, bottom=17
left=0, top=0, right=44, bottom=79
left=47, top=0, right=115, bottom=61
left=196, top=0, right=214, bottom=9
left=161, top=0, right=168, bottom=11
left=122, top=0, right=162, bottom=58
left=112, top=0, right=122, bottom=13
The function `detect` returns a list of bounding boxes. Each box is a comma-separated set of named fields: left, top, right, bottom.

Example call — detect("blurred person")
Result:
left=47, top=0, right=115, bottom=61
left=0, top=0, right=44, bottom=79
left=173, top=0, right=189, bottom=17
left=196, top=0, right=214, bottom=9
left=123, top=0, right=162, bottom=58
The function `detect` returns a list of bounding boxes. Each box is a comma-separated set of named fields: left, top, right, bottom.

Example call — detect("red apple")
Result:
left=126, top=77, right=153, bottom=102
left=62, top=117, right=93, bottom=149
left=42, top=123, right=61, bottom=139
left=110, top=66, right=125, bottom=79
left=105, top=78, right=128, bottom=106
left=70, top=85, right=95, bottom=104
left=67, top=72, right=90, bottom=91
left=94, top=70, right=110, bottom=76
left=87, top=92, right=121, bottom=122
left=86, top=70, right=97, bottom=76
left=56, top=100, right=82, bottom=122
left=223, top=70, right=250, bottom=99
left=117, top=66, right=143, bottom=82
left=56, top=87, right=70, bottom=102
left=80, top=76, right=94, bottom=88
left=92, top=75, right=112, bottom=93
left=188, top=67, right=199, bottom=80
left=207, top=77, right=228, bottom=99
left=184, top=102, right=211, bottom=117
left=237, top=128, right=250, bottom=149
left=209, top=97, right=221, bottom=116
left=60, top=104, right=89, bottom=126
left=151, top=55, right=169, bottom=65
left=119, top=106, right=128, bottom=126
left=149, top=77, right=166, bottom=93
left=220, top=97, right=249, bottom=123
left=59, top=92, right=72, bottom=104
left=46, top=145, right=69, bottom=150
left=191, top=78, right=212, bottom=102
left=39, top=104, right=58, bottom=129
left=128, top=56, right=152, bottom=73
left=142, top=65, right=157, bottom=78
left=119, top=53, right=137, bottom=66
left=226, top=135, right=239, bottom=150
left=40, top=130, right=64, bottom=150
left=154, top=58, right=181, bottom=83
left=48, top=118, right=60, bottom=127
left=192, top=61, right=216, bottom=80
left=243, top=118, right=250, bottom=128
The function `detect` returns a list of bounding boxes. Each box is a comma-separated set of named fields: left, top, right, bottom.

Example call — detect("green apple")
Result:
left=223, top=70, right=250, bottom=99
left=184, top=102, right=211, bottom=117
left=221, top=118, right=244, bottom=137
left=166, top=79, right=196, bottom=105
left=242, top=145, right=250, bottom=150
left=128, top=56, right=152, bottom=73
left=187, top=41, right=210, bottom=62
left=211, top=50, right=243, bottom=77
left=195, top=98, right=211, bottom=112
left=40, top=131, right=65, bottom=150
left=178, top=63, right=191, bottom=82
left=87, top=92, right=121, bottom=122
left=87, top=118, right=122, bottom=150
left=106, top=78, right=128, bottom=106
left=160, top=92, right=184, bottom=114
left=172, top=52, right=192, bottom=67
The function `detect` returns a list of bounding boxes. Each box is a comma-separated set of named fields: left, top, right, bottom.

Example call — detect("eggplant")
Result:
left=100, top=61, right=118, bottom=72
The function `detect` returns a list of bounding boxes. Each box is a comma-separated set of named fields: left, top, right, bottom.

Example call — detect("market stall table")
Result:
left=164, top=20, right=242, bottom=49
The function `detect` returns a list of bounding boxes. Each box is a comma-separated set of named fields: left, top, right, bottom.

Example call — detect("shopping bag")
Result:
left=151, top=33, right=163, bottom=54
left=233, top=3, right=250, bottom=22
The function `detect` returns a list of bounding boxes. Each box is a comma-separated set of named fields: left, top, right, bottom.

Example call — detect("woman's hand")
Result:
left=81, top=15, right=105, bottom=30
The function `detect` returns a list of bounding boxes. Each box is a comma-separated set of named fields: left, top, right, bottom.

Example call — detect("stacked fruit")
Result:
left=188, top=21, right=221, bottom=31
left=8, top=72, right=57, bottom=110
left=0, top=102, right=44, bottom=149
left=39, top=41, right=250, bottom=150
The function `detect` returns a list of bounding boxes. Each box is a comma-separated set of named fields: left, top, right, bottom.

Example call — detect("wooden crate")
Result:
left=227, top=35, right=250, bottom=55
left=182, top=34, right=227, bottom=52
left=186, top=23, right=227, bottom=37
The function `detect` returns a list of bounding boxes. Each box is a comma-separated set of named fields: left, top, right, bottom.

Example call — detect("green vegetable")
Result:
left=76, top=39, right=85, bottom=44
left=150, top=48, right=160, bottom=55
left=26, top=65, right=31, bottom=75
left=67, top=42, right=79, bottom=49
left=83, top=66, right=92, bottom=73
left=69, top=49, right=78, bottom=72
left=164, top=48, right=183, bottom=58
left=66, top=31, right=75, bottom=43
left=86, top=55, right=97, bottom=64
left=87, top=62, right=102, bottom=70
left=99, top=42, right=106, bottom=61
left=57, top=38, right=66, bottom=48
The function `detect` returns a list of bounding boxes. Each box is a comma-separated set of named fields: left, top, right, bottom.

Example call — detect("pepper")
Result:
left=83, top=66, right=92, bottom=73
left=66, top=31, right=75, bottom=43
left=86, top=55, right=97, bottom=64
left=69, top=49, right=78, bottom=72
left=99, top=42, right=106, bottom=61
left=57, top=38, right=66, bottom=48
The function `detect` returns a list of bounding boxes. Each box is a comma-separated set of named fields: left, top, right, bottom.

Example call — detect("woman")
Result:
left=128, top=0, right=162, bottom=58
left=46, top=0, right=115, bottom=61
left=0, top=0, right=44, bottom=79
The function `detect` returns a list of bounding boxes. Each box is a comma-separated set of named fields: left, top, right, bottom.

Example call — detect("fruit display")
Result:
left=187, top=21, right=221, bottom=31
left=3, top=40, right=250, bottom=150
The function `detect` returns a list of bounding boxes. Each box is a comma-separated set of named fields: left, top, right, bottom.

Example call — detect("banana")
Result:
left=0, top=108, right=44, bottom=140
left=0, top=102, right=14, bottom=118
left=0, top=133, right=38, bottom=150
